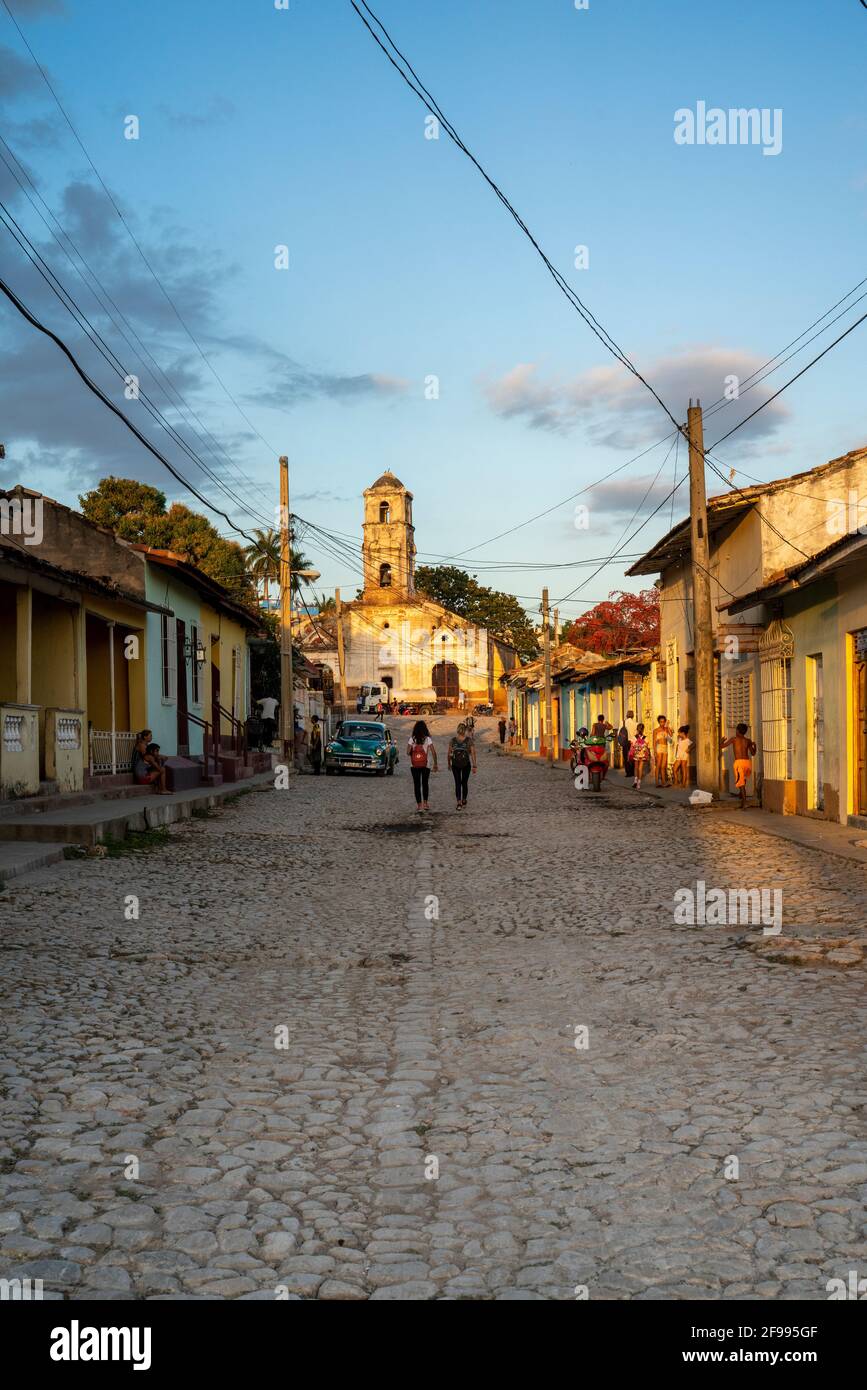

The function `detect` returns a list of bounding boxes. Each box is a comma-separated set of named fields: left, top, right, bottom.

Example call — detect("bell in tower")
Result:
left=361, top=470, right=416, bottom=602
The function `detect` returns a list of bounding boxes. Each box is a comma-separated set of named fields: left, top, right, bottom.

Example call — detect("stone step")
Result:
left=0, top=841, right=66, bottom=883
left=0, top=785, right=153, bottom=819
left=0, top=773, right=274, bottom=848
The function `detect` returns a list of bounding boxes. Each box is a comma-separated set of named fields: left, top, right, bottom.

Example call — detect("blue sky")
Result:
left=1, top=0, right=865, bottom=619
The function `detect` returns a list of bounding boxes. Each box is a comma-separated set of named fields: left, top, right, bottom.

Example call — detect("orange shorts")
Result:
left=733, top=758, right=752, bottom=788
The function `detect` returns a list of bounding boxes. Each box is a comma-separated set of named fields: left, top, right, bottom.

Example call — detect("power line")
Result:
left=0, top=270, right=266, bottom=547
left=0, top=0, right=281, bottom=464
left=0, top=129, right=274, bottom=510
left=708, top=311, right=867, bottom=451
left=350, top=0, right=686, bottom=438
left=351, top=0, right=867, bottom=574
left=0, top=200, right=275, bottom=530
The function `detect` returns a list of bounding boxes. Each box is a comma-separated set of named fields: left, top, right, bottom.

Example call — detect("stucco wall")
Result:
left=144, top=567, right=203, bottom=756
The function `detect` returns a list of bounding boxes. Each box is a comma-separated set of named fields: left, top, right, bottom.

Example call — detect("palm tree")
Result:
left=243, top=528, right=280, bottom=609
left=243, top=527, right=314, bottom=609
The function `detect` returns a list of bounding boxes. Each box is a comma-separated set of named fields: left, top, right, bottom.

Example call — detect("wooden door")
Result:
left=856, top=650, right=867, bottom=817
left=211, top=656, right=221, bottom=755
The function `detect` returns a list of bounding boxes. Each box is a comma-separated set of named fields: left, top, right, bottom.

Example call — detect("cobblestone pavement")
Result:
left=1, top=716, right=866, bottom=1301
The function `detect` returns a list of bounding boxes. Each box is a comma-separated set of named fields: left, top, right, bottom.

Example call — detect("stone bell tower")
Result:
left=361, top=471, right=416, bottom=602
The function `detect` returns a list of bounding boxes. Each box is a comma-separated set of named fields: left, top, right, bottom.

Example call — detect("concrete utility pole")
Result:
left=687, top=401, right=717, bottom=793
left=553, top=607, right=560, bottom=646
left=335, top=587, right=348, bottom=722
left=542, top=586, right=554, bottom=766
left=279, top=456, right=294, bottom=766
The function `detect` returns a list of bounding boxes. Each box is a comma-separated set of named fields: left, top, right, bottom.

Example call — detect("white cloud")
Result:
left=481, top=347, right=792, bottom=448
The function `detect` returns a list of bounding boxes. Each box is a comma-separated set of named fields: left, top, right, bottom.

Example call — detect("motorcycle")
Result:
left=570, top=730, right=612, bottom=791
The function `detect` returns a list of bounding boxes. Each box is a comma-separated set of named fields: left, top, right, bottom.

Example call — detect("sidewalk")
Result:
left=495, top=744, right=867, bottom=868
left=0, top=771, right=276, bottom=880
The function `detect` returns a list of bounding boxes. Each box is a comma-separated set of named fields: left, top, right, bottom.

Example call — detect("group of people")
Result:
left=132, top=730, right=169, bottom=793
left=611, top=710, right=756, bottom=804
left=406, top=719, right=478, bottom=812
left=497, top=715, right=519, bottom=745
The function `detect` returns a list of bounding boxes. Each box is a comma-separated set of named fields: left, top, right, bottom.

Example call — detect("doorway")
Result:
left=211, top=652, right=221, bottom=753
left=806, top=654, right=824, bottom=812
left=432, top=661, right=459, bottom=701
left=854, top=634, right=867, bottom=817
left=176, top=619, right=189, bottom=755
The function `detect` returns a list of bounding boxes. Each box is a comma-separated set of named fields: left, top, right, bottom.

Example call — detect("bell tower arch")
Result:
left=361, top=471, right=416, bottom=602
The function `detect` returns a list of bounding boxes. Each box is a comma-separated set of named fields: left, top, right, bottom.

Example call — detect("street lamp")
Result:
left=184, top=635, right=207, bottom=666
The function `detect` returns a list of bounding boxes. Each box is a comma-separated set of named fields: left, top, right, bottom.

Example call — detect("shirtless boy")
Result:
left=721, top=722, right=757, bottom=809
left=652, top=715, right=672, bottom=786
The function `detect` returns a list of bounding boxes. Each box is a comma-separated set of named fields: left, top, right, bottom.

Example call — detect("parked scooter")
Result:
left=570, top=727, right=611, bottom=791
left=583, top=736, right=610, bottom=792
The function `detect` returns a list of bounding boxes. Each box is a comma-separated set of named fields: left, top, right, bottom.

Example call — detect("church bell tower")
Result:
left=361, top=471, right=416, bottom=602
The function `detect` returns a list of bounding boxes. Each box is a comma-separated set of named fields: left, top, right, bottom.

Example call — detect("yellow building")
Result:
left=628, top=446, right=867, bottom=820
left=0, top=495, right=157, bottom=794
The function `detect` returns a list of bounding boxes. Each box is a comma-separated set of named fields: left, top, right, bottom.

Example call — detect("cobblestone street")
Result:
left=1, top=717, right=865, bottom=1301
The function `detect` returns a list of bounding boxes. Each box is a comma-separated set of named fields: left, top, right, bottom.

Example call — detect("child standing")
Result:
left=629, top=723, right=651, bottom=790
left=652, top=715, right=673, bottom=786
left=721, top=722, right=757, bottom=809
left=672, top=725, right=692, bottom=786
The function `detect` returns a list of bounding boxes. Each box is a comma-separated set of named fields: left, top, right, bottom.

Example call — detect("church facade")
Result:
left=299, top=471, right=517, bottom=708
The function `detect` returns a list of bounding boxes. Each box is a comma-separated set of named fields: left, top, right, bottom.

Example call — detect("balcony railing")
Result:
left=89, top=729, right=137, bottom=776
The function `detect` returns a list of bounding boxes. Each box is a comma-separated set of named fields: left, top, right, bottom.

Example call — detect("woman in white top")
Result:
left=407, top=720, right=438, bottom=812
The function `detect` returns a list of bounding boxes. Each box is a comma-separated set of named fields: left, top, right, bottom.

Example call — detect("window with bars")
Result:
left=161, top=615, right=177, bottom=702
left=760, top=654, right=793, bottom=781
left=723, top=671, right=751, bottom=732
left=190, top=622, right=201, bottom=705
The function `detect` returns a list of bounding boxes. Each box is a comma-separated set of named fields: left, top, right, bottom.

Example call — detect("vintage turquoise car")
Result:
left=324, top=720, right=398, bottom=776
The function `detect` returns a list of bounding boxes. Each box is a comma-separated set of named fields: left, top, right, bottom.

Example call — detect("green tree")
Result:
left=415, top=565, right=538, bottom=662
left=79, top=477, right=255, bottom=603
left=243, top=527, right=314, bottom=608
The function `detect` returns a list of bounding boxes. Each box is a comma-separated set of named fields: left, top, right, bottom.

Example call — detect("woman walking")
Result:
left=448, top=722, right=477, bottom=810
left=407, top=719, right=437, bottom=812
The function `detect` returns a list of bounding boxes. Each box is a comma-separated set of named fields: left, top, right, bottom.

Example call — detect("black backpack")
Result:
left=452, top=741, right=470, bottom=769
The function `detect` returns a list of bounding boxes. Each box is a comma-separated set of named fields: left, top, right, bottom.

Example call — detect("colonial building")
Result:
left=627, top=445, right=867, bottom=820
left=300, top=471, right=517, bottom=707
left=0, top=486, right=261, bottom=797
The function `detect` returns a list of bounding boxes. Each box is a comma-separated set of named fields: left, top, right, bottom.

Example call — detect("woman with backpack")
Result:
left=448, top=722, right=477, bottom=810
left=407, top=719, right=438, bottom=812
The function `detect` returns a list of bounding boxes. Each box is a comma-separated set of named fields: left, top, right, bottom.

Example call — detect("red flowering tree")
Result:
left=563, top=588, right=659, bottom=655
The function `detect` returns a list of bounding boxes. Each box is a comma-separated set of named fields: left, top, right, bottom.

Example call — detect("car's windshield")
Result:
left=339, top=723, right=383, bottom=740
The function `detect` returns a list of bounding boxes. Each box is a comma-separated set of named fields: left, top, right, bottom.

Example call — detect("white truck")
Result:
left=356, top=683, right=390, bottom=713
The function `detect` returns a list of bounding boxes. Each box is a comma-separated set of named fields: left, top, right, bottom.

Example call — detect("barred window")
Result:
left=190, top=622, right=201, bottom=705
left=760, top=655, right=793, bottom=781
left=723, top=671, right=751, bottom=732
left=161, top=615, right=177, bottom=702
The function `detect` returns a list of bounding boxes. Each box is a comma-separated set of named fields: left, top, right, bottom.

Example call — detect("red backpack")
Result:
left=410, top=742, right=428, bottom=767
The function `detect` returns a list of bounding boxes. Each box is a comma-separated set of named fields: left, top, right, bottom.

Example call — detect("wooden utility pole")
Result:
left=687, top=401, right=717, bottom=793
left=279, top=455, right=294, bottom=766
left=542, top=586, right=554, bottom=765
left=553, top=607, right=560, bottom=645
left=335, top=587, right=348, bottom=722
